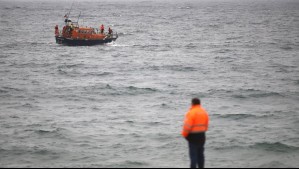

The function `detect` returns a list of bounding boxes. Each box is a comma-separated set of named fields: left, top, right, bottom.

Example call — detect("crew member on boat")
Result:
left=100, top=24, right=105, bottom=34
left=108, top=27, right=113, bottom=35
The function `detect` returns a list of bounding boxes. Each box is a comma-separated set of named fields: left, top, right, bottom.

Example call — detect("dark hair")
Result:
left=192, top=98, right=201, bottom=105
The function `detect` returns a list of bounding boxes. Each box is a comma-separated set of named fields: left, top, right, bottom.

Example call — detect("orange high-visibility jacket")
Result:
left=182, top=105, right=209, bottom=138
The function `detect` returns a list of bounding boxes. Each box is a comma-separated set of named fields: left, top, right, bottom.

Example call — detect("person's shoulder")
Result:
left=200, top=106, right=206, bottom=111
left=200, top=107, right=209, bottom=115
left=189, top=108, right=198, bottom=115
left=186, top=108, right=195, bottom=115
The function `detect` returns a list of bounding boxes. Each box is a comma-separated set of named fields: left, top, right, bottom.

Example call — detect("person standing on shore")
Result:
left=182, top=98, right=210, bottom=168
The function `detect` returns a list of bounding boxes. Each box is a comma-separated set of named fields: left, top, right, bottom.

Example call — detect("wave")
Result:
left=2, top=7, right=22, bottom=11
left=76, top=84, right=159, bottom=97
left=233, top=92, right=284, bottom=99
left=133, top=44, right=160, bottom=49
left=165, top=65, right=197, bottom=72
left=0, top=54, right=8, bottom=58
left=0, top=89, right=9, bottom=94
left=106, top=161, right=148, bottom=168
left=213, top=49, right=234, bottom=54
left=111, top=53, right=129, bottom=58
left=146, top=121, right=167, bottom=126
left=123, top=161, right=148, bottom=166
left=203, top=88, right=282, bottom=99
left=0, top=148, right=27, bottom=156
left=9, top=62, right=54, bottom=69
left=226, top=36, right=244, bottom=40
left=0, top=147, right=62, bottom=158
left=269, top=63, right=297, bottom=70
left=158, top=103, right=173, bottom=109
left=106, top=43, right=132, bottom=48
left=85, top=72, right=112, bottom=77
left=259, top=161, right=294, bottom=168
left=36, top=129, right=59, bottom=135
left=185, top=43, right=197, bottom=49
left=24, top=128, right=69, bottom=140
left=250, top=142, right=299, bottom=153
left=21, top=103, right=35, bottom=108
left=213, top=142, right=299, bottom=154
left=231, top=89, right=284, bottom=99
left=57, top=64, right=86, bottom=76
left=115, top=86, right=158, bottom=96
left=117, top=32, right=134, bottom=37
left=212, top=145, right=244, bottom=151
left=127, top=86, right=157, bottom=92
left=108, top=86, right=159, bottom=96
left=125, top=120, right=135, bottom=124
left=208, top=24, right=221, bottom=28
left=215, top=114, right=273, bottom=120
left=9, top=115, right=20, bottom=119
left=29, top=42, right=50, bottom=46
left=0, top=42, right=31, bottom=49
left=0, top=20, right=8, bottom=24
left=57, top=64, right=84, bottom=69
left=1, top=87, right=23, bottom=92
left=178, top=6, right=193, bottom=10
left=280, top=45, right=293, bottom=50
left=215, top=56, right=235, bottom=61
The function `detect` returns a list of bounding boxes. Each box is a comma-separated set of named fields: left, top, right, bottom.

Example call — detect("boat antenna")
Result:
left=66, top=1, right=75, bottom=19
left=77, top=11, right=81, bottom=25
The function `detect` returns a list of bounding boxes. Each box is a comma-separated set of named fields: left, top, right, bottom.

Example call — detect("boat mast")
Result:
left=66, top=1, right=75, bottom=19
left=76, top=11, right=81, bottom=27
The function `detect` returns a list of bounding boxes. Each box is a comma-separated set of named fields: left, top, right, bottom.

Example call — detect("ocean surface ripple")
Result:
left=0, top=0, right=298, bottom=167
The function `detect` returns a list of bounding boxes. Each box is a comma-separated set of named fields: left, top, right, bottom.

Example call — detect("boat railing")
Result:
left=107, top=32, right=118, bottom=39
left=72, top=22, right=79, bottom=27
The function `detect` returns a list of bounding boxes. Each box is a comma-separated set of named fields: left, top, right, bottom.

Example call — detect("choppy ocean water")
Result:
left=0, top=0, right=299, bottom=167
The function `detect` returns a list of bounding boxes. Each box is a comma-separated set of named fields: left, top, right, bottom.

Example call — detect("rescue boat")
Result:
left=55, top=16, right=118, bottom=46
